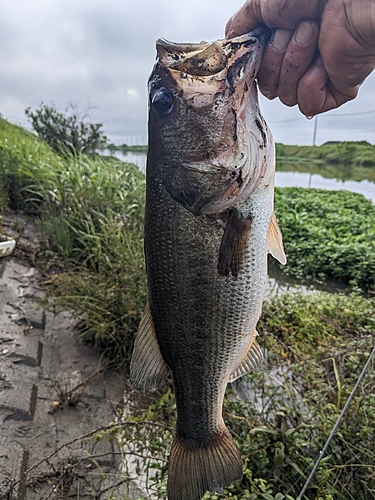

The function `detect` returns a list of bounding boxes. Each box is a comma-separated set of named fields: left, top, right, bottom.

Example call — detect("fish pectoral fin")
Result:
left=267, top=213, right=287, bottom=265
left=130, top=302, right=169, bottom=391
left=217, top=209, right=252, bottom=278
left=229, top=333, right=263, bottom=383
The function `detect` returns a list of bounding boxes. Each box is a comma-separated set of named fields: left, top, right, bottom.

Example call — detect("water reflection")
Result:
left=265, top=259, right=349, bottom=298
left=109, top=150, right=147, bottom=171
left=110, top=150, right=375, bottom=203
left=275, top=171, right=375, bottom=202
left=109, top=150, right=372, bottom=294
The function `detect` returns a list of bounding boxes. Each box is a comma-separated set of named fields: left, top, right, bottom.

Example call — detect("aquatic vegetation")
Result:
left=1, top=117, right=374, bottom=364
left=2, top=118, right=375, bottom=498
left=275, top=187, right=375, bottom=290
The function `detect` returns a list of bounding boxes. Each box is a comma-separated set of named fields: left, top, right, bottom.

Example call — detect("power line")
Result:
left=268, top=109, right=375, bottom=124
left=268, top=117, right=306, bottom=124
left=327, top=109, right=375, bottom=117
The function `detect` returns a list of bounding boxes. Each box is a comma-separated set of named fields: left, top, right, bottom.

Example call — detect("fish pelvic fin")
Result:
left=229, top=332, right=263, bottom=383
left=130, top=302, right=169, bottom=391
left=217, top=209, right=252, bottom=278
left=168, top=426, right=243, bottom=500
left=267, top=213, right=287, bottom=265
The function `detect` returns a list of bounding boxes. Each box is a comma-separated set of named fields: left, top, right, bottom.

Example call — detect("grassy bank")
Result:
left=276, top=141, right=375, bottom=167
left=106, top=141, right=375, bottom=167
left=0, top=118, right=147, bottom=363
left=276, top=159, right=375, bottom=183
left=108, top=143, right=148, bottom=153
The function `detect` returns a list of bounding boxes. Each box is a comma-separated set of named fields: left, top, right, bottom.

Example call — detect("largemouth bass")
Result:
left=130, top=30, right=286, bottom=500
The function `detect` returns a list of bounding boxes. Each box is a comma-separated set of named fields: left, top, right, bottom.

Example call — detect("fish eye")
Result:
left=152, top=88, right=174, bottom=116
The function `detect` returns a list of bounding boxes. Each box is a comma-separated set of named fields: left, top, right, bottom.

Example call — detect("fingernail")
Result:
left=295, top=21, right=314, bottom=45
left=271, top=29, right=292, bottom=51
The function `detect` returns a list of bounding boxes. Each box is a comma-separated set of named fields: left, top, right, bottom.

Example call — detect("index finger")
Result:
left=225, top=1, right=261, bottom=38
left=226, top=0, right=325, bottom=38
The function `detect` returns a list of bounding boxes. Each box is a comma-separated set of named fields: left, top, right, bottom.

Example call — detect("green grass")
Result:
left=108, top=143, right=148, bottom=153
left=276, top=141, right=375, bottom=167
left=0, top=118, right=147, bottom=364
left=2, top=119, right=375, bottom=498
left=276, top=159, right=375, bottom=183
left=105, top=141, right=375, bottom=166
left=1, top=118, right=374, bottom=365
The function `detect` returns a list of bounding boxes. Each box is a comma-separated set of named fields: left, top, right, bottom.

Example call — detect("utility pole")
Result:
left=312, top=115, right=318, bottom=146
left=313, top=115, right=318, bottom=146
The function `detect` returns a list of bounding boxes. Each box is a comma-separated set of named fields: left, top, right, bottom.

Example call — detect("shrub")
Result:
left=25, top=102, right=108, bottom=155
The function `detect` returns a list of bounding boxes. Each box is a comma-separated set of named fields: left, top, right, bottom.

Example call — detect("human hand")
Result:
left=225, top=0, right=375, bottom=116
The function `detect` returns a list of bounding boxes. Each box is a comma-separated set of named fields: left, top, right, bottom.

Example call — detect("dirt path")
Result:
left=0, top=216, right=145, bottom=499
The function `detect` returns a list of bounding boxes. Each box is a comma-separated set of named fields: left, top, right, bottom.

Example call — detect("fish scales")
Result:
left=146, top=174, right=271, bottom=435
left=130, top=29, right=286, bottom=500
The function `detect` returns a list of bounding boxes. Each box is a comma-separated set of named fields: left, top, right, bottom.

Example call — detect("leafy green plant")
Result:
left=2, top=118, right=375, bottom=499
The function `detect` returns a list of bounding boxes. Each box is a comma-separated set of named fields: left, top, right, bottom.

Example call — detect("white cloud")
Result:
left=127, top=88, right=139, bottom=98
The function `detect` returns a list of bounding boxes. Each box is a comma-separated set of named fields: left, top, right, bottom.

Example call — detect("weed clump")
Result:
left=0, top=117, right=147, bottom=364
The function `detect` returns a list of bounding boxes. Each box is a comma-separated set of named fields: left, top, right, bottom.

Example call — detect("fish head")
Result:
left=147, top=29, right=274, bottom=215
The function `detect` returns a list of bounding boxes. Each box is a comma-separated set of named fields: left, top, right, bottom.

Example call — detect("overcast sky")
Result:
left=1, top=0, right=375, bottom=146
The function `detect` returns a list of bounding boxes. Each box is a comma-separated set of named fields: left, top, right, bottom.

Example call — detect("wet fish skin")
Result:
left=130, top=29, right=286, bottom=500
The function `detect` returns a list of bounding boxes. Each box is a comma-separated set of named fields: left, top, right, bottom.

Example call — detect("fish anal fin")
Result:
left=168, top=426, right=242, bottom=500
left=267, top=213, right=287, bottom=265
left=217, top=209, right=252, bottom=278
left=229, top=333, right=263, bottom=383
left=130, top=302, right=169, bottom=391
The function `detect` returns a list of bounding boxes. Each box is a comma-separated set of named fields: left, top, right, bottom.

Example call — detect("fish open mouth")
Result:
left=155, top=29, right=268, bottom=109
left=156, top=28, right=268, bottom=78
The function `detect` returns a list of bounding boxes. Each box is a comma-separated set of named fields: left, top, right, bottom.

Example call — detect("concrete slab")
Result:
left=0, top=216, right=145, bottom=499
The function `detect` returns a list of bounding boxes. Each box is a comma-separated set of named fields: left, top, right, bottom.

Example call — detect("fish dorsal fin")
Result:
left=267, top=213, right=287, bottom=265
left=130, top=302, right=169, bottom=391
left=229, top=333, right=263, bottom=383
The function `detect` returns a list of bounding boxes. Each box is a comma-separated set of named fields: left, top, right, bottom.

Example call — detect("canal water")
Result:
left=113, top=150, right=375, bottom=204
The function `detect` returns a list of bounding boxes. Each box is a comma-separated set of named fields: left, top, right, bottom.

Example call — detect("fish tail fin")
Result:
left=167, top=426, right=243, bottom=500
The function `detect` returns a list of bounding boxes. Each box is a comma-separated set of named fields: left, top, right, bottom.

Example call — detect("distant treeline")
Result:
left=109, top=141, right=375, bottom=166
left=276, top=140, right=375, bottom=166
left=108, top=143, right=147, bottom=153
